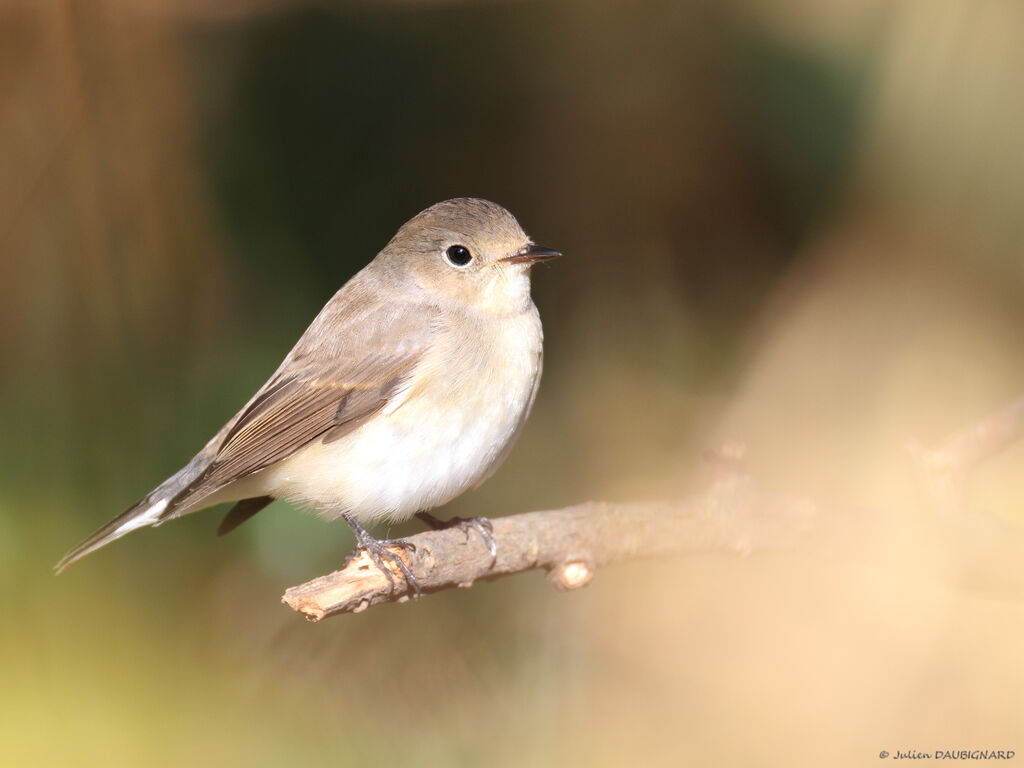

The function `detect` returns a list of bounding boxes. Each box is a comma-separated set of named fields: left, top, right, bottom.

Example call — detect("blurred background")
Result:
left=2, top=0, right=1023, bottom=765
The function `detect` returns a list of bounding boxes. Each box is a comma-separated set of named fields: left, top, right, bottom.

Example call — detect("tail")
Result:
left=54, top=444, right=221, bottom=573
left=55, top=404, right=274, bottom=572
left=54, top=494, right=174, bottom=574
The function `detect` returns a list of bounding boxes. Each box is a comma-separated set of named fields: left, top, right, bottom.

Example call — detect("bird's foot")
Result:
left=415, top=512, right=497, bottom=567
left=343, top=514, right=420, bottom=597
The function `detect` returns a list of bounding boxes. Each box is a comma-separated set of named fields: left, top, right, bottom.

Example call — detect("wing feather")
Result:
left=163, top=282, right=438, bottom=516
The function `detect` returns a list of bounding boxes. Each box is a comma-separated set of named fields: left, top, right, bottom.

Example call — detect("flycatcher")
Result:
left=56, top=198, right=559, bottom=591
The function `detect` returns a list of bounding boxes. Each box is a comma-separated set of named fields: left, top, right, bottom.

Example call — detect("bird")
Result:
left=56, top=198, right=560, bottom=593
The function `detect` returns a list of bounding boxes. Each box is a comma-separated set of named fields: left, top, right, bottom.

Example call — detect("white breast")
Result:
left=258, top=306, right=543, bottom=525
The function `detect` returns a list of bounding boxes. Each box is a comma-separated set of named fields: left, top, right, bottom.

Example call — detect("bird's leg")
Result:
left=342, top=513, right=420, bottom=597
left=415, top=511, right=498, bottom=567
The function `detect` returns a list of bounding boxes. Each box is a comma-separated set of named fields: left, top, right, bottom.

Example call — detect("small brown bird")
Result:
left=56, top=198, right=560, bottom=591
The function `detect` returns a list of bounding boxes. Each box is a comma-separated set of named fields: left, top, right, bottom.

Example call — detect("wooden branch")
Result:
left=282, top=480, right=820, bottom=621
left=923, top=394, right=1024, bottom=472
left=282, top=395, right=1024, bottom=621
left=909, top=393, right=1024, bottom=517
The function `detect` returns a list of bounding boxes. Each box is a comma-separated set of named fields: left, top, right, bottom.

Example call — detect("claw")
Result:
left=415, top=512, right=498, bottom=568
left=342, top=514, right=421, bottom=597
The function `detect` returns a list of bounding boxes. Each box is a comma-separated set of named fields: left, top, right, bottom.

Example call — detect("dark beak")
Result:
left=503, top=243, right=563, bottom=265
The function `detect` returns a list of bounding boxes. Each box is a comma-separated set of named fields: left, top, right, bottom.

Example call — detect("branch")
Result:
left=282, top=395, right=1024, bottom=621
left=909, top=393, right=1024, bottom=517
left=282, top=480, right=820, bottom=621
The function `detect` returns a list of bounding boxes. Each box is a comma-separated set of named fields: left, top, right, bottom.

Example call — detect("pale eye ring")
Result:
left=445, top=244, right=473, bottom=267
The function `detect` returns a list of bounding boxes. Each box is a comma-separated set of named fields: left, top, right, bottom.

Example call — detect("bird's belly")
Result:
left=262, top=320, right=541, bottom=524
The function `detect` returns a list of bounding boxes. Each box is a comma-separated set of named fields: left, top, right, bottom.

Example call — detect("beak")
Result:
left=502, top=243, right=562, bottom=265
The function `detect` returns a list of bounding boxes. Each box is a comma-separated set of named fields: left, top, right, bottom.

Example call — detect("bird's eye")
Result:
left=445, top=245, right=473, bottom=267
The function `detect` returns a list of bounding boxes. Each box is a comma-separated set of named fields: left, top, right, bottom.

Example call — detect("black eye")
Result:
left=445, top=244, right=473, bottom=267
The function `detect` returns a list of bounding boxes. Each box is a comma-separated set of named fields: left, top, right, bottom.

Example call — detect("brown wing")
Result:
left=172, top=351, right=417, bottom=512
left=220, top=358, right=411, bottom=473
left=163, top=277, right=437, bottom=516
